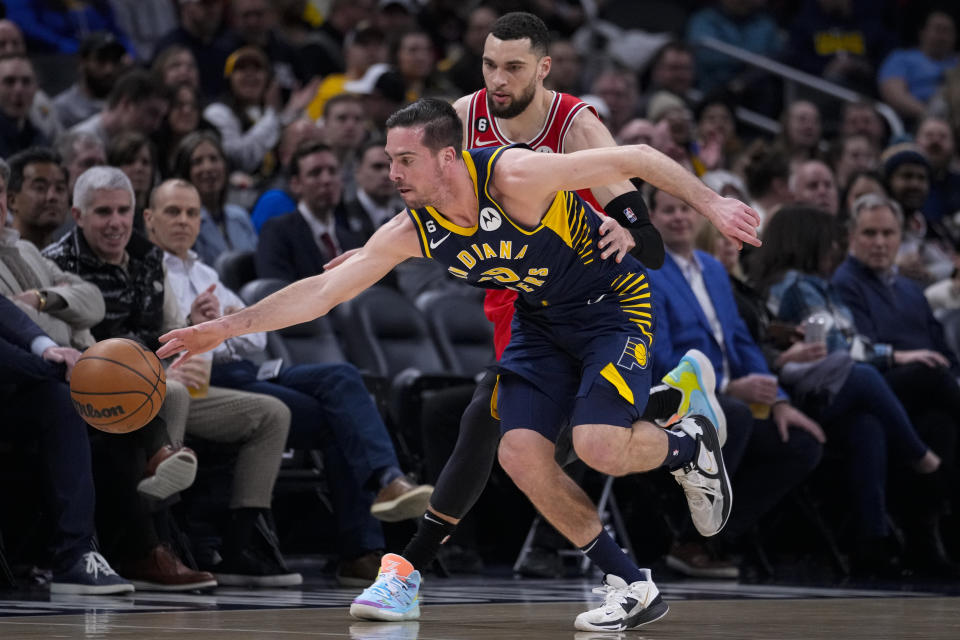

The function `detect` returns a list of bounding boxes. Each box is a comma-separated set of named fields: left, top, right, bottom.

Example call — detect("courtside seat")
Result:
left=239, top=279, right=347, bottom=366
left=214, top=250, right=257, bottom=294
left=334, top=286, right=448, bottom=378
left=335, top=286, right=472, bottom=471
left=415, top=291, right=494, bottom=378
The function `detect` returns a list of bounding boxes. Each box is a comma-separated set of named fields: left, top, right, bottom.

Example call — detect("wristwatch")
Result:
left=34, top=289, right=47, bottom=311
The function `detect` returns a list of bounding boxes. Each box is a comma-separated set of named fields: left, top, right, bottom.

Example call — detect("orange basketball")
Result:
left=69, top=338, right=167, bottom=433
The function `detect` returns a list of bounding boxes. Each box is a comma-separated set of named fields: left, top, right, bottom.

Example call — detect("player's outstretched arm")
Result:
left=496, top=144, right=762, bottom=249
left=157, top=214, right=422, bottom=365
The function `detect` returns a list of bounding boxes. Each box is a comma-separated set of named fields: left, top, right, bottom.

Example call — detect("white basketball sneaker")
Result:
left=671, top=414, right=733, bottom=537
left=574, top=570, right=669, bottom=632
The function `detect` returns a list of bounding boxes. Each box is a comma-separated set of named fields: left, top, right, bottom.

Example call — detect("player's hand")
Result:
left=42, top=346, right=82, bottom=381
left=894, top=349, right=950, bottom=368
left=772, top=402, right=826, bottom=443
left=703, top=196, right=761, bottom=250
left=189, top=284, right=220, bottom=324
left=324, top=248, right=360, bottom=271
left=157, top=320, right=229, bottom=368
left=725, top=373, right=778, bottom=405
left=597, top=217, right=635, bottom=263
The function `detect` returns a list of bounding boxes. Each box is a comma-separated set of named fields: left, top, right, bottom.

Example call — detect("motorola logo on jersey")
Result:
left=479, top=207, right=502, bottom=231
left=536, top=146, right=553, bottom=153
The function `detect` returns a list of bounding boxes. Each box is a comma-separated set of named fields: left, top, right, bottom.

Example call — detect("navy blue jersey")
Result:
left=406, top=145, right=652, bottom=340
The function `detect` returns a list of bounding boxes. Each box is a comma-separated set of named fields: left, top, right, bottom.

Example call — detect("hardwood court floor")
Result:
left=0, top=597, right=958, bottom=639
left=0, top=576, right=957, bottom=640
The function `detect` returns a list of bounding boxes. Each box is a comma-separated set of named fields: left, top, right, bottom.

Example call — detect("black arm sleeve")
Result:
left=603, top=191, right=665, bottom=269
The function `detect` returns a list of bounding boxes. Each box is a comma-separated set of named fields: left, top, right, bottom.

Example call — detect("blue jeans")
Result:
left=212, top=360, right=397, bottom=557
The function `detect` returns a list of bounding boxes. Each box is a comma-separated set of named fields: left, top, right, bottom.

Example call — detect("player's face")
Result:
left=482, top=35, right=546, bottom=119
left=850, top=206, right=901, bottom=272
left=74, top=188, right=134, bottom=265
left=144, top=183, right=203, bottom=259
left=650, top=191, right=698, bottom=253
left=385, top=126, right=447, bottom=209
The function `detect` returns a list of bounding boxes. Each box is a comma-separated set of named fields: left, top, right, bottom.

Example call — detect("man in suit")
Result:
left=256, top=142, right=369, bottom=281
left=0, top=294, right=133, bottom=595
left=647, top=187, right=824, bottom=576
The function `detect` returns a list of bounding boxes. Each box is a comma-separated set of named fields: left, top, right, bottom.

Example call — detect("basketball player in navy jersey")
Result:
left=159, top=98, right=761, bottom=631
left=327, top=16, right=759, bottom=622
left=326, top=12, right=757, bottom=624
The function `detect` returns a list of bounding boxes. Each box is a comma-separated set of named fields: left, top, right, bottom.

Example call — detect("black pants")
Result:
left=884, top=364, right=960, bottom=514
left=3, top=379, right=95, bottom=572
left=87, top=417, right=173, bottom=564
left=717, top=394, right=823, bottom=540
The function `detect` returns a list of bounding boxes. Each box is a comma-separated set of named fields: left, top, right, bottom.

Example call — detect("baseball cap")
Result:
left=79, top=32, right=126, bottom=60
left=345, top=64, right=406, bottom=103
left=223, top=46, right=269, bottom=77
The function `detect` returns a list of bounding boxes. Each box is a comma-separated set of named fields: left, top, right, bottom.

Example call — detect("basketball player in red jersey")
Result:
left=343, top=12, right=759, bottom=623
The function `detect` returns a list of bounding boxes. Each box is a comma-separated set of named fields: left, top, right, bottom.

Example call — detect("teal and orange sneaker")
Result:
left=661, top=349, right=726, bottom=445
left=350, top=554, right=421, bottom=622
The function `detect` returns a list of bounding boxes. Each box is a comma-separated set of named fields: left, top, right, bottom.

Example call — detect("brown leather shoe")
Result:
left=137, top=445, right=198, bottom=500
left=337, top=550, right=383, bottom=587
left=665, top=541, right=739, bottom=579
left=370, top=476, right=433, bottom=522
left=119, top=545, right=217, bottom=591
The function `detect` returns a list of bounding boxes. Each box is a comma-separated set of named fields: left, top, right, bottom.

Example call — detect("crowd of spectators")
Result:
left=1, top=0, right=960, bottom=593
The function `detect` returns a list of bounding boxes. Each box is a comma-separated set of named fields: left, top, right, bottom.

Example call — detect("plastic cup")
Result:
left=186, top=352, right=213, bottom=398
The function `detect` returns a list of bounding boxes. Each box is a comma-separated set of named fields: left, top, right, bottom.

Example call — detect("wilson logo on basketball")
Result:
left=73, top=401, right=127, bottom=419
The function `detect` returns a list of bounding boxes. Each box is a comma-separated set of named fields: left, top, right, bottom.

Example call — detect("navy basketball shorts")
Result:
left=495, top=296, right=655, bottom=442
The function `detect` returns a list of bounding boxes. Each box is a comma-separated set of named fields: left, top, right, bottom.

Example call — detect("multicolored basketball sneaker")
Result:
left=661, top=349, right=726, bottom=445
left=350, top=554, right=421, bottom=621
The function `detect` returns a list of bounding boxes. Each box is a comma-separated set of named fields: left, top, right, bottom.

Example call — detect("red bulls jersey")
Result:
left=464, top=89, right=602, bottom=359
